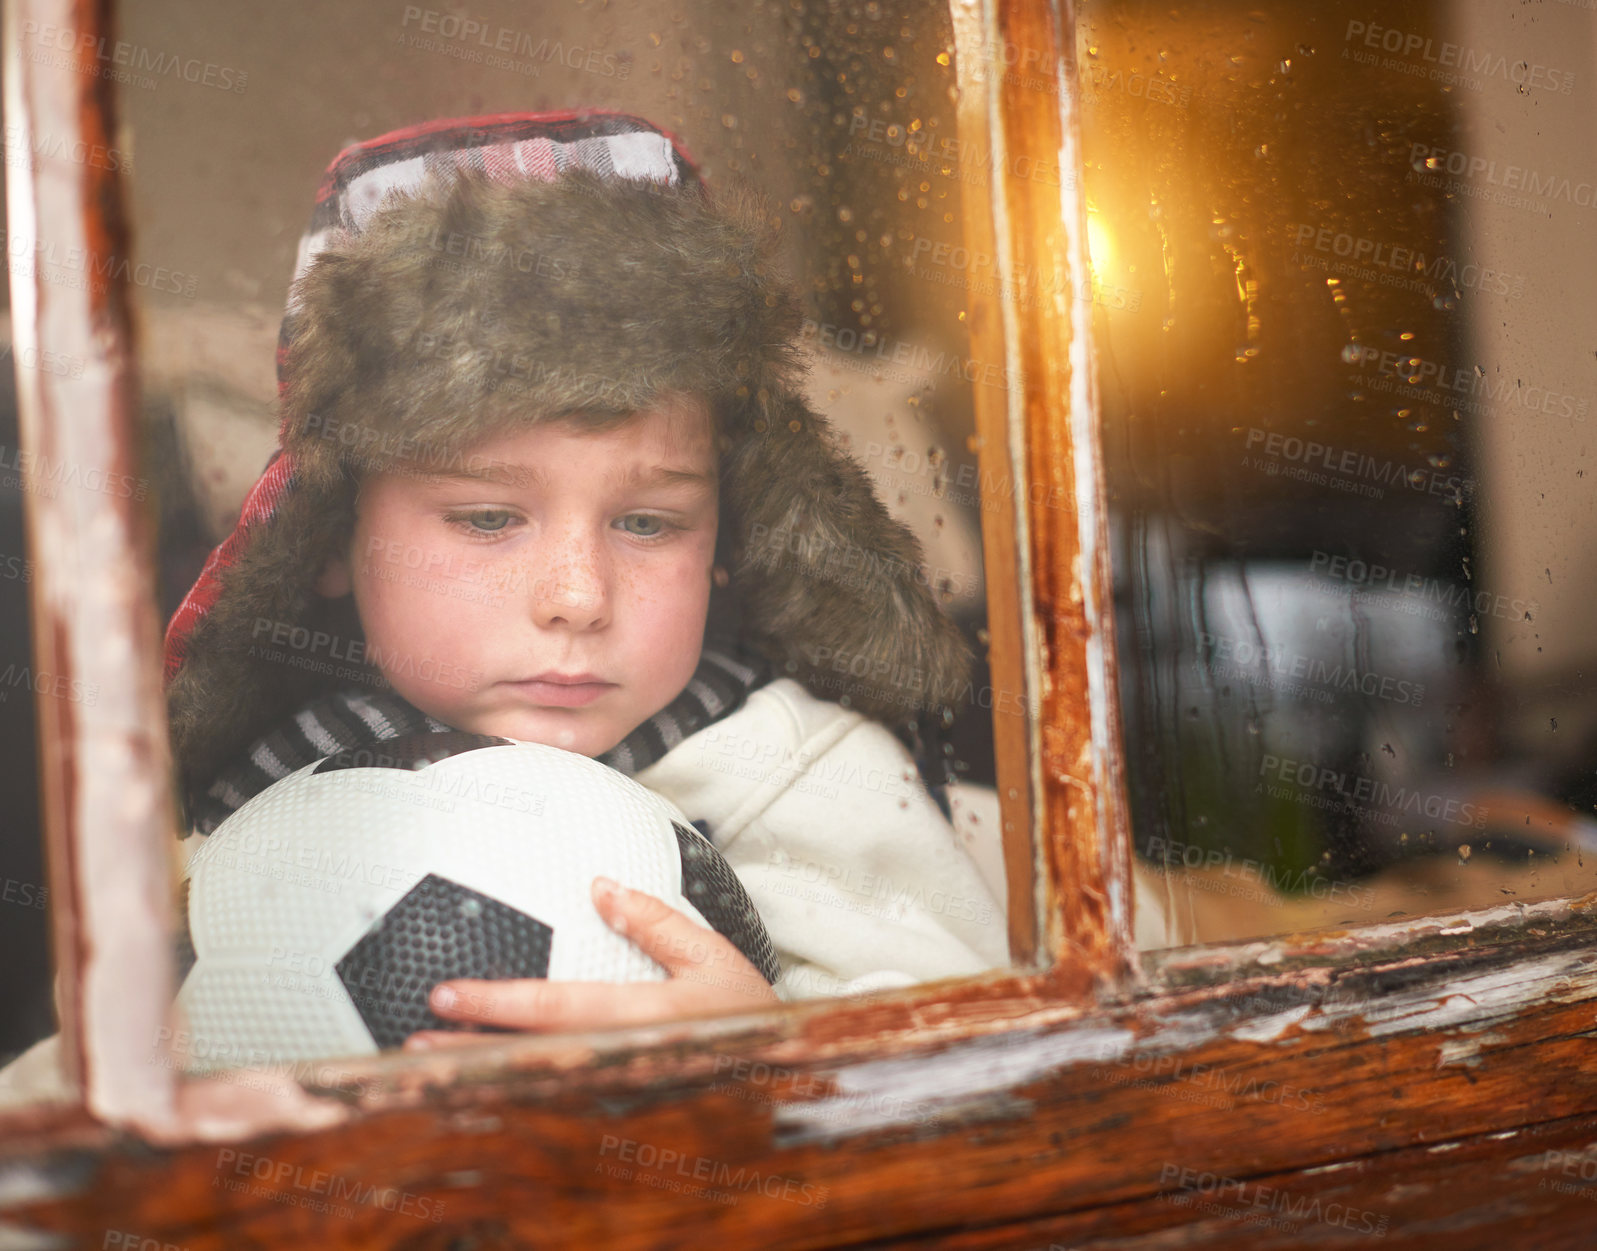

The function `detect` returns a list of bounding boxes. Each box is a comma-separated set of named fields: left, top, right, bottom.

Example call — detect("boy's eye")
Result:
left=618, top=514, right=667, bottom=538
left=451, top=509, right=514, bottom=533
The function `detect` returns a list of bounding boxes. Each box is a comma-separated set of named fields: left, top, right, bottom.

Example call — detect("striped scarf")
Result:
left=189, top=642, right=771, bottom=837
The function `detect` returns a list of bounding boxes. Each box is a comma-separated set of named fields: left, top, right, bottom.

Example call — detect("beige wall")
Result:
left=1456, top=6, right=1597, bottom=737
left=120, top=2, right=805, bottom=311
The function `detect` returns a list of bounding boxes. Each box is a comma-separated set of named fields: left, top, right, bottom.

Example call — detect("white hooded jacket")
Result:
left=639, top=677, right=1010, bottom=999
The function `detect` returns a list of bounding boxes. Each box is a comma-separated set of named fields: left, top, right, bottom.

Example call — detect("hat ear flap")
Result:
left=721, top=395, right=973, bottom=721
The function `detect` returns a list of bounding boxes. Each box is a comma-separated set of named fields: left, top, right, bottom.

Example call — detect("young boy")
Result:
left=162, top=112, right=1008, bottom=1044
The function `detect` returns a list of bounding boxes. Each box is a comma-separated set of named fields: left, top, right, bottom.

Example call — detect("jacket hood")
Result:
left=163, top=111, right=971, bottom=816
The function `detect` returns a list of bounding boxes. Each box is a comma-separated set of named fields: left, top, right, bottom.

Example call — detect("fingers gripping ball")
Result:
left=175, top=733, right=779, bottom=1067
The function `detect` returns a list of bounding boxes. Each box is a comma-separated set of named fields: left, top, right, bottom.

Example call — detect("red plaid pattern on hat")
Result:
left=162, top=111, right=701, bottom=685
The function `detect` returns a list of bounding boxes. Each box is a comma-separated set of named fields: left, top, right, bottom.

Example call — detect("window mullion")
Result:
left=953, top=0, right=1136, bottom=989
left=4, top=0, right=178, bottom=1130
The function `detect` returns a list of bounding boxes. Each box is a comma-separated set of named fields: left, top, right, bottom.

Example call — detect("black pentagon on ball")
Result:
left=335, top=873, right=551, bottom=1049
left=173, top=877, right=198, bottom=989
left=674, top=822, right=782, bottom=985
left=313, top=731, right=515, bottom=774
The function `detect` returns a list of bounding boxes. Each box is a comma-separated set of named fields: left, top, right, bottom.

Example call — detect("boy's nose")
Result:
left=528, top=535, right=609, bottom=630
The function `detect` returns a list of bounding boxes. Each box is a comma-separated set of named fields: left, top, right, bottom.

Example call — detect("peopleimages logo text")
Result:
left=1243, top=428, right=1470, bottom=499
left=399, top=7, right=629, bottom=78
left=1409, top=143, right=1595, bottom=209
left=1145, top=835, right=1376, bottom=909
left=1308, top=551, right=1539, bottom=623
left=1197, top=631, right=1425, bottom=707
left=845, top=115, right=1070, bottom=188
left=1159, top=1162, right=1389, bottom=1237
left=21, top=21, right=248, bottom=91
left=1291, top=223, right=1524, bottom=300
left=1260, top=754, right=1486, bottom=830
left=800, top=318, right=1020, bottom=391
left=1346, top=344, right=1588, bottom=422
left=1346, top=20, right=1574, bottom=93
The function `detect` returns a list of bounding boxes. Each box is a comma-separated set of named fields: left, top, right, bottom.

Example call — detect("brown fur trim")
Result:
left=166, top=483, right=366, bottom=814
left=279, top=170, right=803, bottom=486
left=721, top=394, right=973, bottom=718
left=169, top=171, right=970, bottom=818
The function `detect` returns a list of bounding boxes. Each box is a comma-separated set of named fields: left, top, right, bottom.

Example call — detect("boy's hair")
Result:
left=164, top=114, right=971, bottom=822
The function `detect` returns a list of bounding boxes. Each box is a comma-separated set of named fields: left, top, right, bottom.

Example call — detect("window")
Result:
left=3, top=0, right=1596, bottom=1245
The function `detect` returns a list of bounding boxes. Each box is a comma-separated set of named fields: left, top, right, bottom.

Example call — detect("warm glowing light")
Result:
left=1086, top=210, right=1117, bottom=280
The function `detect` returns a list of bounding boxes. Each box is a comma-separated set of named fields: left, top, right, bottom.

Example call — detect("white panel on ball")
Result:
left=176, top=739, right=718, bottom=1069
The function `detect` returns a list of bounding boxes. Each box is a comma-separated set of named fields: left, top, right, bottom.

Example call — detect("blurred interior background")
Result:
left=1077, top=0, right=1597, bottom=940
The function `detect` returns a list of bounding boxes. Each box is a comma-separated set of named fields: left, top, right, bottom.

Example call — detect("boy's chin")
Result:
left=457, top=710, right=626, bottom=759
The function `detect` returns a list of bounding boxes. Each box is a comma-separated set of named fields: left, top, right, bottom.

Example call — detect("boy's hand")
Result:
left=401, top=876, right=779, bottom=1048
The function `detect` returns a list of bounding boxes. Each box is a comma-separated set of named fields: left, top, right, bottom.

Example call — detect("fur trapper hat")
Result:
left=163, top=112, right=971, bottom=811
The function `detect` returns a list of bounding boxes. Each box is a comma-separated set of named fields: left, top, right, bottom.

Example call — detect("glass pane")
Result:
left=0, top=101, right=69, bottom=1107
left=0, top=378, right=63, bottom=1102
left=120, top=0, right=1020, bottom=1075
left=1077, top=0, right=1597, bottom=945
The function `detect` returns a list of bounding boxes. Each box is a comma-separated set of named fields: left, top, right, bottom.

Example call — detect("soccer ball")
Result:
left=175, top=732, right=779, bottom=1068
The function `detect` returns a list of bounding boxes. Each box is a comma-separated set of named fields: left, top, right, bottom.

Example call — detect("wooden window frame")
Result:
left=4, top=0, right=1597, bottom=1244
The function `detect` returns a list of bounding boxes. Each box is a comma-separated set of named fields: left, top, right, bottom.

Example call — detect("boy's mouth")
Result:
left=503, top=674, right=615, bottom=708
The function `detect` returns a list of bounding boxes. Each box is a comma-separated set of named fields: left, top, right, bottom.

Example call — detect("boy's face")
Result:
left=319, top=396, right=719, bottom=756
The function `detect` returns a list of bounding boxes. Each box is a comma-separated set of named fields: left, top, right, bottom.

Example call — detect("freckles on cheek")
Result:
left=635, top=560, right=713, bottom=613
